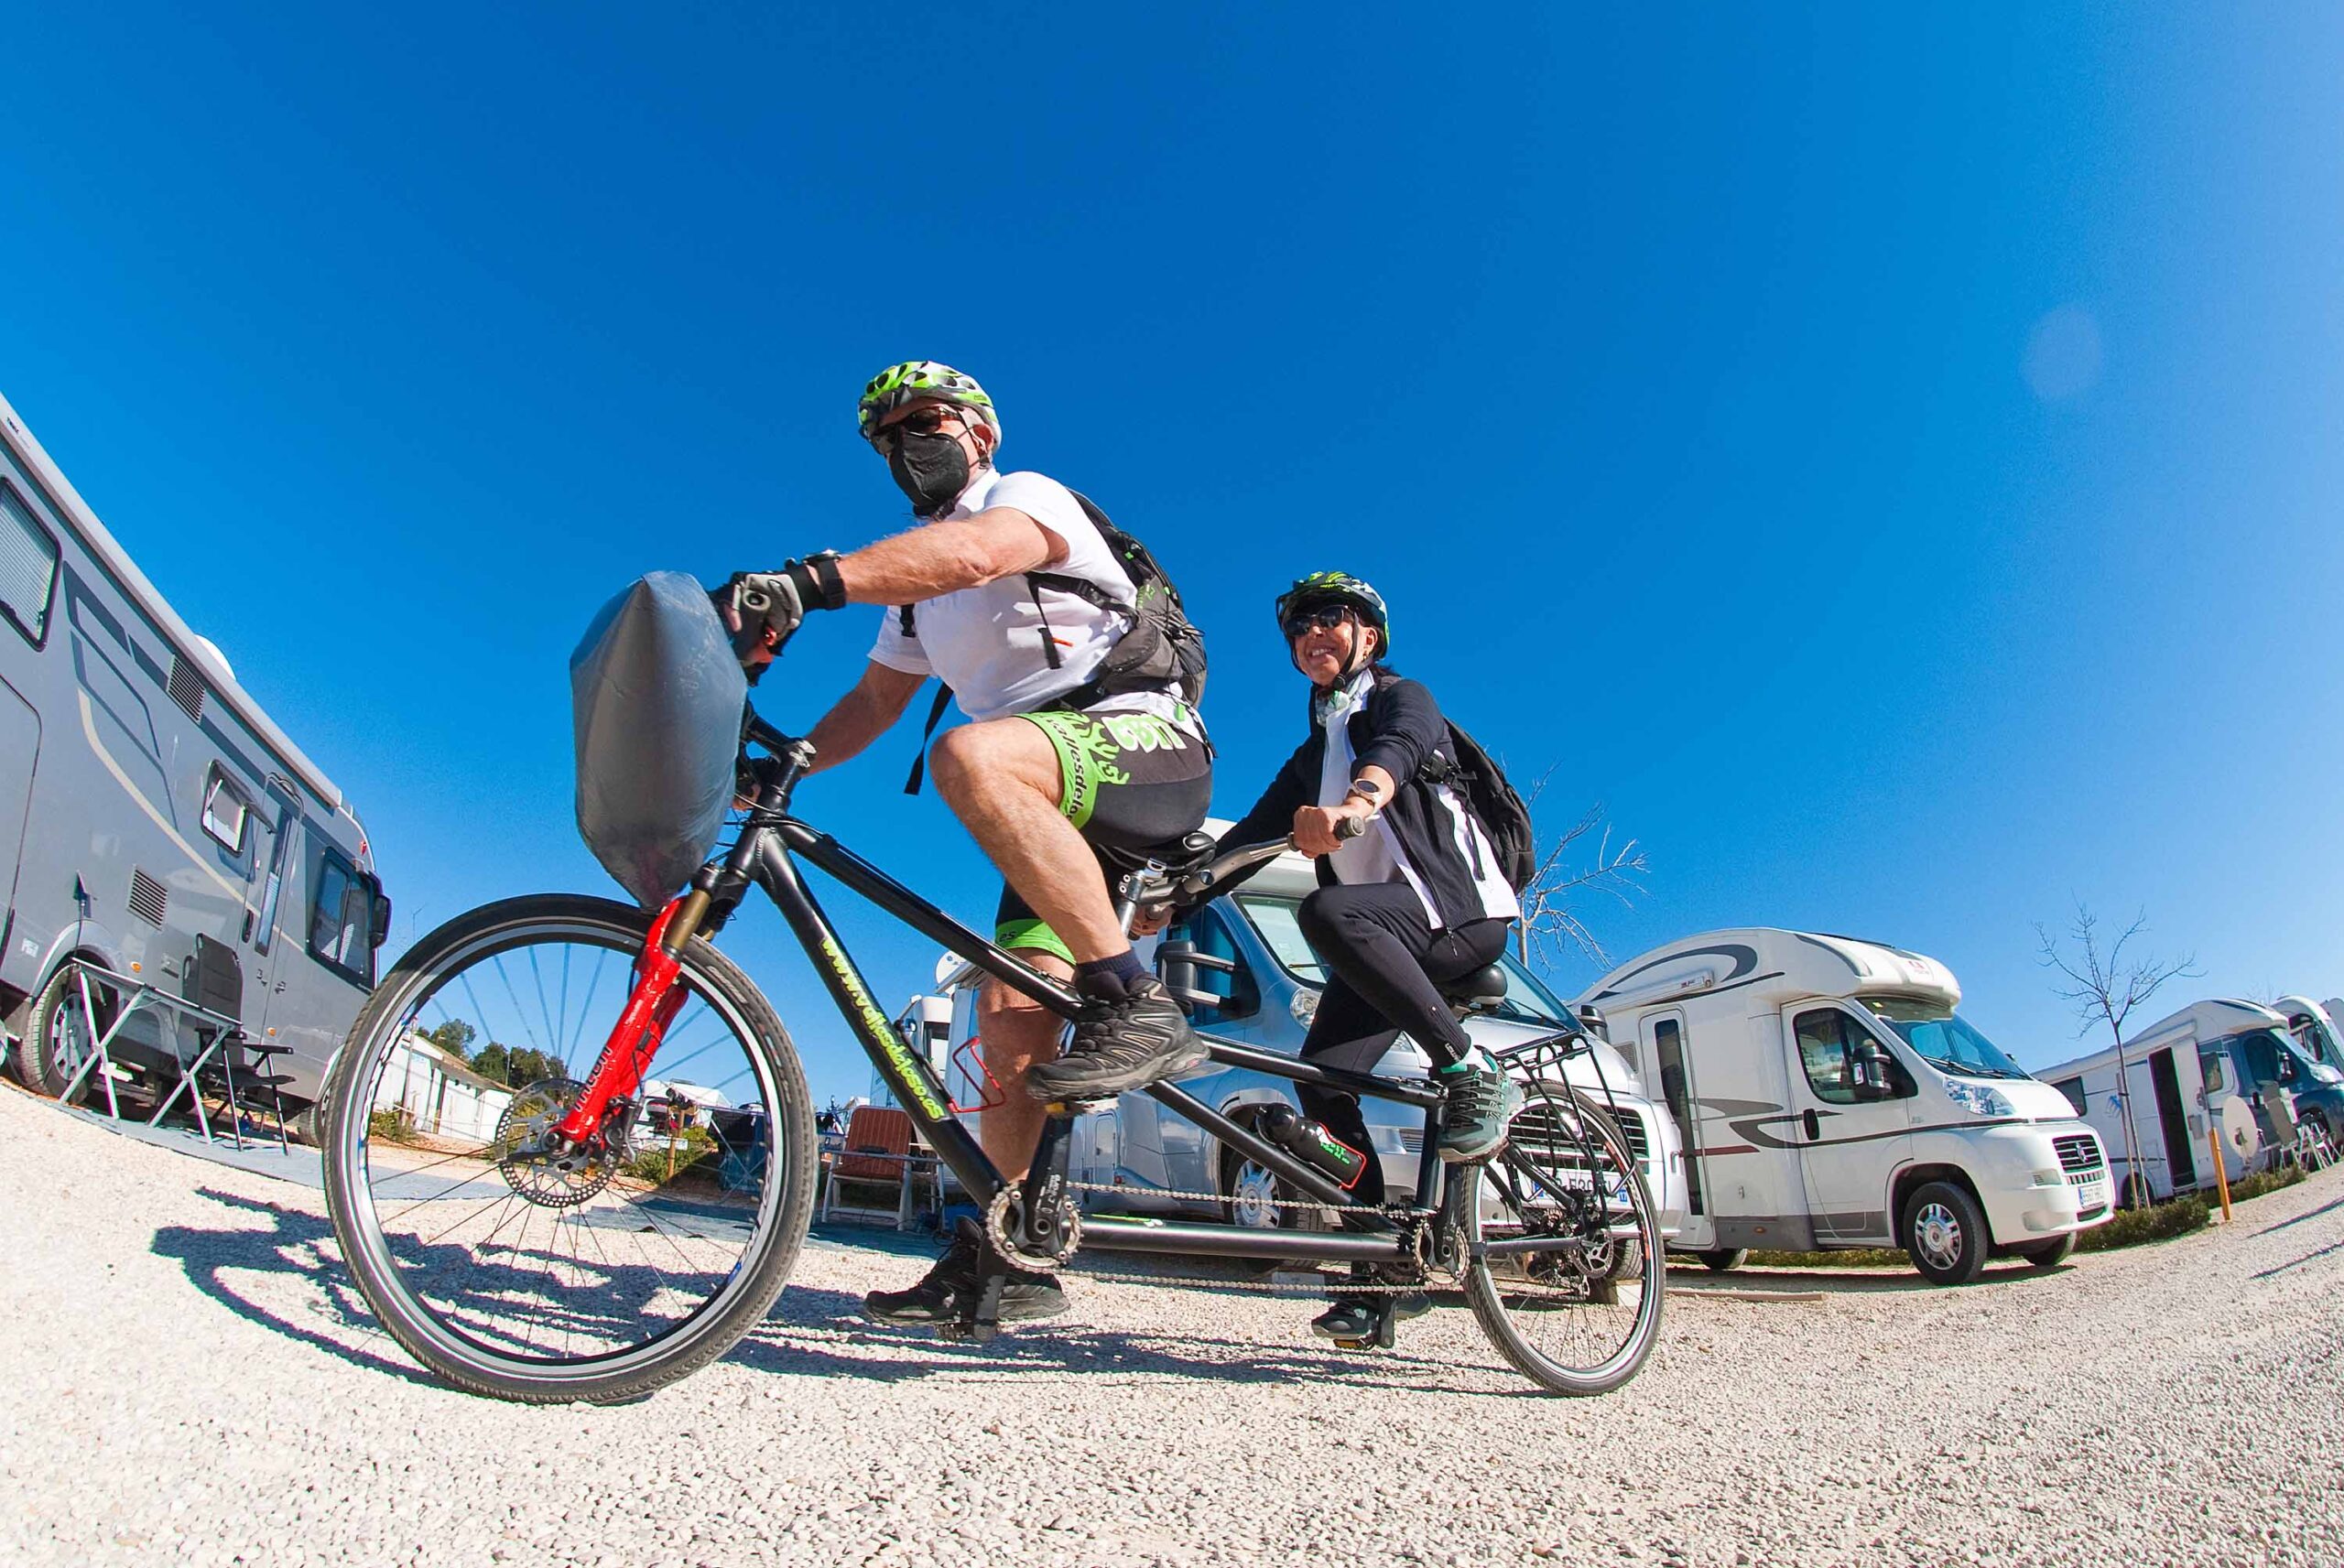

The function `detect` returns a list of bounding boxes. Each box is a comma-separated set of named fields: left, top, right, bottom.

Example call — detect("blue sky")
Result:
left=6, top=6, right=2342, bottom=1102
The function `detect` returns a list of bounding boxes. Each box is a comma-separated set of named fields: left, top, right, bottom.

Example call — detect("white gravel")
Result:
left=1, top=1080, right=2338, bottom=1567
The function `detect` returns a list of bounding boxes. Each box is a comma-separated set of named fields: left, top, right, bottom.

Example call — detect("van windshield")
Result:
left=1232, top=894, right=1572, bottom=1028
left=1862, top=998, right=2032, bottom=1080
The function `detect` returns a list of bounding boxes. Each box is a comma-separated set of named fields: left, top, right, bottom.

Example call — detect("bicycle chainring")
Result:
left=494, top=1077, right=620, bottom=1208
left=986, top=1187, right=1082, bottom=1273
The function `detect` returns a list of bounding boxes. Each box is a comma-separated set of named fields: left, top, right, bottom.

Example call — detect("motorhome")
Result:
left=928, top=828, right=1686, bottom=1243
left=1579, top=929, right=2110, bottom=1284
left=2039, top=998, right=2344, bottom=1202
left=2273, top=996, right=2344, bottom=1076
left=0, top=391, right=387, bottom=1135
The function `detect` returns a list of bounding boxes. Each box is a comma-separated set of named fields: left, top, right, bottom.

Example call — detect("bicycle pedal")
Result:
left=1331, top=1336, right=1375, bottom=1353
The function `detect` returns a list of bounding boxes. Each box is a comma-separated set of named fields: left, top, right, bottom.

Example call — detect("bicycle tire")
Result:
left=320, top=893, right=816, bottom=1404
left=1456, top=1084, right=1664, bottom=1397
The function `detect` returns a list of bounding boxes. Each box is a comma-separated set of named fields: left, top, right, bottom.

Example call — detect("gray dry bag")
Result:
left=570, top=572, right=747, bottom=906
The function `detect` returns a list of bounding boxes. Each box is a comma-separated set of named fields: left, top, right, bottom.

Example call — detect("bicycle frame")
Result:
left=567, top=719, right=1481, bottom=1272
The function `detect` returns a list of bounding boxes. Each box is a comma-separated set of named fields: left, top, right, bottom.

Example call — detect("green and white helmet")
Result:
left=856, top=360, right=1002, bottom=443
left=1275, top=570, right=1392, bottom=657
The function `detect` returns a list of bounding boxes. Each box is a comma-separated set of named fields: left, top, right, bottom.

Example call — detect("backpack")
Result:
left=1419, top=716, right=1537, bottom=892
left=899, top=490, right=1208, bottom=794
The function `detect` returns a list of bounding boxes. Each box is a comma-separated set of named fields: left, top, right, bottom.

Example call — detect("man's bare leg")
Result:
left=976, top=965, right=1068, bottom=1179
left=926, top=720, right=1126, bottom=963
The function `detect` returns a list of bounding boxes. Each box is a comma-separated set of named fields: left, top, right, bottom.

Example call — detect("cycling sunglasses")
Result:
left=868, top=406, right=973, bottom=449
left=1283, top=604, right=1359, bottom=640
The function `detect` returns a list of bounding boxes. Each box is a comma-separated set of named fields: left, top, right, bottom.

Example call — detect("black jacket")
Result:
left=1216, top=668, right=1504, bottom=931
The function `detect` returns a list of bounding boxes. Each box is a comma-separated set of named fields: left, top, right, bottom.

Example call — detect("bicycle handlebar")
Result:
left=1138, top=813, right=1367, bottom=912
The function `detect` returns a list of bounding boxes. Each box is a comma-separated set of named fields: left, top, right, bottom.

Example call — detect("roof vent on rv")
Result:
left=128, top=867, right=168, bottom=927
left=167, top=655, right=208, bottom=723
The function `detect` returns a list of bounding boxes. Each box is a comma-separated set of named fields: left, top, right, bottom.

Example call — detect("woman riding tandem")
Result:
left=1180, top=572, right=1524, bottom=1342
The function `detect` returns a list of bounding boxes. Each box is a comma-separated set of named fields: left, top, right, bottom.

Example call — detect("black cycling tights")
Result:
left=1292, top=881, right=1512, bottom=1196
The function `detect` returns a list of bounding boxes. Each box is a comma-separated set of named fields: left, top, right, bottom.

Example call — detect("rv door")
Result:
left=1639, top=1010, right=1709, bottom=1238
left=1785, top=1006, right=1912, bottom=1245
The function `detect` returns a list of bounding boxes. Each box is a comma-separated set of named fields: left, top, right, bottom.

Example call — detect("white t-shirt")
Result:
left=1315, top=667, right=1520, bottom=929
left=868, top=467, right=1197, bottom=730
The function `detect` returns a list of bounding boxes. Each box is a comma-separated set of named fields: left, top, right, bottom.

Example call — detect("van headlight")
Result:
left=1944, top=1079, right=2015, bottom=1119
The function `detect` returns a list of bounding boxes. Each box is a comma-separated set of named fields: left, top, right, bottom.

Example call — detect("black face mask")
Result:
left=887, top=430, right=971, bottom=517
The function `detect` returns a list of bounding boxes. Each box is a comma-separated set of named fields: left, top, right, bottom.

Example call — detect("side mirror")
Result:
left=369, top=889, right=393, bottom=949
left=1576, top=1004, right=1610, bottom=1042
left=1155, top=941, right=1256, bottom=1020
left=1851, top=1042, right=1896, bottom=1100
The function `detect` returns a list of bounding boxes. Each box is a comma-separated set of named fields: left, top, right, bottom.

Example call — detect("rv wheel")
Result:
left=21, top=967, right=116, bottom=1102
left=2011, top=1235, right=2076, bottom=1271
left=1697, top=1249, right=1748, bottom=1273
left=1902, top=1181, right=1989, bottom=1286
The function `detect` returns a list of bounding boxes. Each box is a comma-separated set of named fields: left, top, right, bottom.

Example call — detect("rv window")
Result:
left=201, top=768, right=253, bottom=855
left=1793, top=1009, right=1872, bottom=1105
left=309, top=848, right=376, bottom=985
left=1652, top=1018, right=1703, bottom=1217
left=0, top=481, right=61, bottom=647
left=2237, top=1032, right=2284, bottom=1088
left=2052, top=1076, right=2087, bottom=1117
left=2198, top=1052, right=2226, bottom=1095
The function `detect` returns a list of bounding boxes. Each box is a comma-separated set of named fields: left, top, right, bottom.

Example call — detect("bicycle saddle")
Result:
left=1438, top=965, right=1508, bottom=1014
left=1097, top=829, right=1220, bottom=881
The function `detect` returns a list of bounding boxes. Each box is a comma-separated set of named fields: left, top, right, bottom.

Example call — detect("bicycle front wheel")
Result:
left=1457, top=1082, right=1664, bottom=1396
left=320, top=893, right=816, bottom=1403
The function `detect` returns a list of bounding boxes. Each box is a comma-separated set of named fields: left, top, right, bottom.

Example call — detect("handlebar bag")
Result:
left=570, top=572, right=747, bottom=906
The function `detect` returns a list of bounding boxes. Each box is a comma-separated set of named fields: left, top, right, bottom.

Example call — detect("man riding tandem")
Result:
left=719, top=362, right=1522, bottom=1342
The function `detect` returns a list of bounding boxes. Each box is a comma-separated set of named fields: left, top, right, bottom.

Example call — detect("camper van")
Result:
left=2039, top=999, right=2344, bottom=1203
left=0, top=391, right=386, bottom=1135
left=2273, top=996, right=2344, bottom=1077
left=1579, top=929, right=2111, bottom=1284
left=926, top=831, right=1686, bottom=1242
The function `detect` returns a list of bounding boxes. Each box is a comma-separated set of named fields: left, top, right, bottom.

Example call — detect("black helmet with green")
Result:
left=1275, top=570, right=1392, bottom=662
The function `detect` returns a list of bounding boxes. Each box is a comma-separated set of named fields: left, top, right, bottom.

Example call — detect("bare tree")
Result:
left=2035, top=901, right=2198, bottom=1206
left=1516, top=773, right=1649, bottom=973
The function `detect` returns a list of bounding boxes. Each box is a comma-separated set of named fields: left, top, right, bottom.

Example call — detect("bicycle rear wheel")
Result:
left=320, top=893, right=816, bottom=1403
left=1456, top=1082, right=1663, bottom=1396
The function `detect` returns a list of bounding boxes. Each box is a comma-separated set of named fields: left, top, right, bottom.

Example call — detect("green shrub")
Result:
left=367, top=1107, right=421, bottom=1145
left=1735, top=1248, right=1908, bottom=1270
left=2224, top=1164, right=2306, bottom=1204
left=625, top=1124, right=719, bottom=1185
left=2074, top=1193, right=2208, bottom=1252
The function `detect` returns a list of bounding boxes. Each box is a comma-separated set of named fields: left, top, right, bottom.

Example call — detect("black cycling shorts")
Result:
left=994, top=703, right=1213, bottom=963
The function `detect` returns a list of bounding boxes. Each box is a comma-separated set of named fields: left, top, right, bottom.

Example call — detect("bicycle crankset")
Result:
left=493, top=1077, right=625, bottom=1207
left=985, top=1187, right=1082, bottom=1272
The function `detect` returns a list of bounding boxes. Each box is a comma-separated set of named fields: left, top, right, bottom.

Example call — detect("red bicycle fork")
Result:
left=552, top=898, right=693, bottom=1144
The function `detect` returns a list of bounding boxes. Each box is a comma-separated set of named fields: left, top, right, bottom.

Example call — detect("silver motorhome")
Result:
left=0, top=391, right=386, bottom=1130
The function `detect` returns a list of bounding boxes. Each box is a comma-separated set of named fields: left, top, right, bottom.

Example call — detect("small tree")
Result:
left=471, top=1041, right=511, bottom=1085
left=425, top=1019, right=476, bottom=1059
left=2035, top=902, right=2198, bottom=1206
left=1515, top=781, right=1649, bottom=973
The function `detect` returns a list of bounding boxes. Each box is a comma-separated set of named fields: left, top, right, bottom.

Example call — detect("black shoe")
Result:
left=1025, top=978, right=1209, bottom=1101
left=860, top=1218, right=1068, bottom=1327
left=1309, top=1292, right=1430, bottom=1342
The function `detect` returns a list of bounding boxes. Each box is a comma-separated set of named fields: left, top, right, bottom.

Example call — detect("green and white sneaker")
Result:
left=1436, top=1054, right=1524, bottom=1163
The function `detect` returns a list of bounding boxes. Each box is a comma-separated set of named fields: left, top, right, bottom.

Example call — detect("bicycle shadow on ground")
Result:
left=149, top=1190, right=1531, bottom=1400
left=148, top=1188, right=452, bottom=1390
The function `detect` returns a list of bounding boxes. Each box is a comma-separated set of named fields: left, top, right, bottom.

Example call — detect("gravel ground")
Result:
left=1, top=1082, right=2338, bottom=1567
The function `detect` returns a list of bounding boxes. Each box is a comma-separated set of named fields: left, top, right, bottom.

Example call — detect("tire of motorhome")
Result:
left=1696, top=1249, right=1748, bottom=1273
left=2010, top=1234, right=2076, bottom=1271
left=319, top=893, right=818, bottom=1405
left=1900, top=1180, right=1989, bottom=1285
left=1218, top=1125, right=1330, bottom=1268
left=21, top=964, right=116, bottom=1101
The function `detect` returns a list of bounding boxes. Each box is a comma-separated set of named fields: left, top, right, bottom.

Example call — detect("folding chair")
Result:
left=818, top=1107, right=935, bottom=1229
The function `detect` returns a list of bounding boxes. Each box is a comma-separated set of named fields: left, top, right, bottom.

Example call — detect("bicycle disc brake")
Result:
left=985, top=1188, right=1081, bottom=1273
left=494, top=1077, right=621, bottom=1207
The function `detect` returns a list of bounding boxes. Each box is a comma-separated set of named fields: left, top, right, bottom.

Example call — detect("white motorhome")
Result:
left=0, top=392, right=386, bottom=1132
left=1579, top=929, right=2111, bottom=1284
left=2039, top=999, right=2344, bottom=1204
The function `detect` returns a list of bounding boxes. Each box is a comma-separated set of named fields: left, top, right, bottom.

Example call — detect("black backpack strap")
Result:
left=902, top=682, right=956, bottom=795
